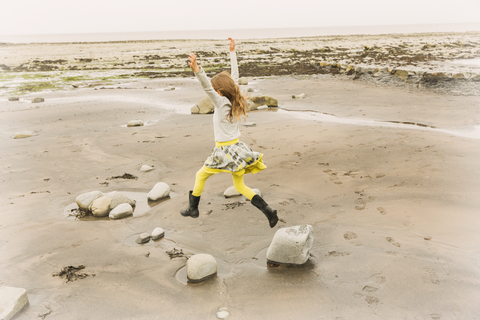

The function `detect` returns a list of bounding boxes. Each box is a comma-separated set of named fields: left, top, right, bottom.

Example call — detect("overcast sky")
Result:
left=1, top=0, right=479, bottom=35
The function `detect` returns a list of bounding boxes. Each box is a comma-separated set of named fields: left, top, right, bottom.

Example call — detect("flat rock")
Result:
left=76, top=190, right=104, bottom=211
left=31, top=97, right=44, bottom=103
left=127, top=120, right=144, bottom=127
left=109, top=203, right=133, bottom=220
left=13, top=131, right=34, bottom=139
left=91, top=196, right=112, bottom=217
left=0, top=286, right=29, bottom=320
left=257, top=105, right=268, bottom=110
left=151, top=227, right=165, bottom=240
left=243, top=122, right=256, bottom=127
left=105, top=191, right=136, bottom=209
left=140, top=165, right=154, bottom=172
left=148, top=182, right=170, bottom=201
left=164, top=86, right=175, bottom=91
left=266, top=225, right=314, bottom=265
left=136, top=233, right=151, bottom=244
left=186, top=254, right=217, bottom=283
left=8, top=97, right=19, bottom=101
left=292, top=93, right=306, bottom=99
left=223, top=186, right=261, bottom=198
left=192, top=96, right=214, bottom=114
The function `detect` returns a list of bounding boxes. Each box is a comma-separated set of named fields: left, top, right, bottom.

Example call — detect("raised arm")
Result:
left=188, top=53, right=224, bottom=107
left=229, top=38, right=239, bottom=83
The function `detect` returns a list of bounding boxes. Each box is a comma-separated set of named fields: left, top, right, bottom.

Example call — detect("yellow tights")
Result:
left=192, top=167, right=257, bottom=200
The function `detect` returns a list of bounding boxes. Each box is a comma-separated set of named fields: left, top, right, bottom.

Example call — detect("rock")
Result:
left=13, top=131, right=34, bottom=139
left=247, top=87, right=254, bottom=92
left=136, top=233, right=151, bottom=244
left=148, top=182, right=170, bottom=201
left=452, top=73, right=466, bottom=79
left=471, top=74, right=480, bottom=82
left=76, top=191, right=104, bottom=211
left=216, top=307, right=230, bottom=319
left=0, top=286, right=29, bottom=320
left=32, top=97, right=44, bottom=103
left=91, top=196, right=112, bottom=217
left=223, top=186, right=261, bottom=198
left=164, top=86, right=175, bottom=91
left=127, top=120, right=144, bottom=127
left=192, top=96, right=214, bottom=114
left=151, top=227, right=165, bottom=240
left=247, top=99, right=257, bottom=111
left=393, top=70, right=409, bottom=81
left=8, top=97, right=19, bottom=101
left=140, top=165, right=154, bottom=172
left=257, top=105, right=268, bottom=110
left=238, top=77, right=248, bottom=85
left=186, top=254, right=217, bottom=283
left=250, top=96, right=278, bottom=108
left=266, top=225, right=314, bottom=265
left=109, top=203, right=133, bottom=219
left=243, top=122, right=256, bottom=127
left=292, top=93, right=306, bottom=99
left=105, top=191, right=136, bottom=209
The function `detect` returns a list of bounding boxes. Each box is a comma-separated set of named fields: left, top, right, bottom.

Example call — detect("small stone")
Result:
left=109, top=203, right=133, bottom=219
left=266, top=225, right=314, bottom=265
left=31, top=97, right=44, bottom=103
left=105, top=191, right=135, bottom=209
left=186, top=254, right=217, bottom=282
left=238, top=77, right=248, bottom=85
left=164, top=86, right=175, bottom=91
left=247, top=87, right=254, bottom=92
left=8, top=97, right=19, bottom=101
left=13, top=131, right=34, bottom=139
left=424, top=236, right=432, bottom=241
left=243, top=122, right=256, bottom=127
left=136, top=233, right=151, bottom=244
left=140, top=165, right=154, bottom=172
left=257, top=105, right=268, bottom=110
left=148, top=182, right=170, bottom=201
left=91, top=196, right=112, bottom=217
left=292, top=93, right=306, bottom=99
left=0, top=286, right=29, bottom=320
left=151, top=227, right=165, bottom=240
left=76, top=191, right=104, bottom=211
left=127, top=120, right=144, bottom=127
left=216, top=307, right=230, bottom=319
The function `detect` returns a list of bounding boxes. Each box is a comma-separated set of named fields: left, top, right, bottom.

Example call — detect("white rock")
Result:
left=186, top=254, right=217, bottom=283
left=151, top=227, right=165, bottom=240
left=148, top=182, right=170, bottom=201
left=0, top=286, right=29, bottom=320
left=257, top=105, right=268, bottom=110
left=13, top=131, right=34, bottom=139
left=192, top=96, right=214, bottom=114
left=292, top=93, right=306, bottom=99
left=266, top=225, right=314, bottom=265
left=223, top=186, right=260, bottom=199
left=238, top=77, right=248, bottom=85
left=136, top=233, right=151, bottom=244
left=105, top=191, right=136, bottom=209
left=243, top=122, right=256, bottom=127
left=75, top=190, right=104, bottom=211
left=164, top=86, right=175, bottom=91
left=127, top=120, right=144, bottom=127
left=140, top=165, right=154, bottom=172
left=91, top=196, right=112, bottom=217
left=216, top=307, right=230, bottom=319
left=109, top=203, right=133, bottom=220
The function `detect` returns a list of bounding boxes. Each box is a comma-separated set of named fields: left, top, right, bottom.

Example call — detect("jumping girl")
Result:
left=180, top=38, right=278, bottom=228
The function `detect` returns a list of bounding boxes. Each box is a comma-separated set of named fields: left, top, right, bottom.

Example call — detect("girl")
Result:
left=181, top=38, right=278, bottom=228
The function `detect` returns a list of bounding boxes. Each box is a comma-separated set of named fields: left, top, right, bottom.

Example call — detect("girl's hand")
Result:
left=188, top=53, right=200, bottom=73
left=228, top=38, right=235, bottom=52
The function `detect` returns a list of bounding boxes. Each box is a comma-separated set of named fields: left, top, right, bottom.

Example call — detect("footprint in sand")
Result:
left=386, top=237, right=401, bottom=247
left=377, top=207, right=387, bottom=215
left=344, top=232, right=357, bottom=240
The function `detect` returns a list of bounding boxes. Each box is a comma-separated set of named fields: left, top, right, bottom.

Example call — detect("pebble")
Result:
left=31, top=97, right=44, bottom=103
left=216, top=307, right=230, bottom=319
left=109, top=203, right=133, bottom=220
left=148, top=182, right=170, bottom=201
left=246, top=87, right=254, bottom=92
left=424, top=236, right=432, bottom=241
left=136, top=233, right=151, bottom=244
left=243, top=122, right=256, bottom=127
left=13, top=131, right=34, bottom=139
left=164, top=86, right=175, bottom=91
left=186, top=254, right=217, bottom=283
left=151, top=227, right=165, bottom=240
left=127, top=120, right=144, bottom=127
left=292, top=93, right=306, bottom=99
left=140, top=165, right=154, bottom=172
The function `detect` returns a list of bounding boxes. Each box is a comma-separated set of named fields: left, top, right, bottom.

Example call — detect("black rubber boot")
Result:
left=251, top=195, right=278, bottom=228
left=180, top=191, right=200, bottom=218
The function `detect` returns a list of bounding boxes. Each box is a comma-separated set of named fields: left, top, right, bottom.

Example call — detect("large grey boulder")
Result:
left=13, top=131, right=34, bottom=139
left=76, top=191, right=104, bottom=211
left=191, top=96, right=214, bottom=114
left=266, top=225, right=314, bottom=265
left=148, top=182, right=170, bottom=201
left=105, top=191, right=135, bottom=210
left=109, top=203, right=133, bottom=220
left=91, top=196, right=112, bottom=217
left=0, top=286, right=29, bottom=320
left=186, top=254, right=217, bottom=283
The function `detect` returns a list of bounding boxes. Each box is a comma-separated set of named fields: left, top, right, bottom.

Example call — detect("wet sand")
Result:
left=1, top=43, right=480, bottom=319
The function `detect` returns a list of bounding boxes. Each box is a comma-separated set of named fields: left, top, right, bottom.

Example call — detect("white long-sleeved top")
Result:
left=195, top=51, right=240, bottom=143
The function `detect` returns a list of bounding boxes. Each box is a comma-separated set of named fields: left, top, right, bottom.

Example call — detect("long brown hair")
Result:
left=211, top=71, right=248, bottom=122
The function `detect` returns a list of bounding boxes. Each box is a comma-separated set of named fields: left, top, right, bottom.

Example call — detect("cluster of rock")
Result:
left=0, top=286, right=29, bottom=320
left=191, top=95, right=278, bottom=114
left=136, top=227, right=165, bottom=244
left=75, top=190, right=136, bottom=219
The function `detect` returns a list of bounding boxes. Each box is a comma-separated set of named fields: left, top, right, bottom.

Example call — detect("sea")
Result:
left=1, top=22, right=479, bottom=44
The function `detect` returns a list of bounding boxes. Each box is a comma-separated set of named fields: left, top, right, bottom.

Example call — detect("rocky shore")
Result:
left=1, top=31, right=480, bottom=96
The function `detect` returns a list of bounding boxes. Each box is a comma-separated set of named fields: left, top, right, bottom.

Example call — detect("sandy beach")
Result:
left=1, top=32, right=480, bottom=319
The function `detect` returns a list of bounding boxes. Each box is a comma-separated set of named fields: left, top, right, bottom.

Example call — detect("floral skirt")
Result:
left=203, top=139, right=266, bottom=176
